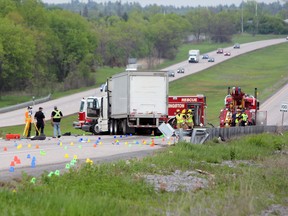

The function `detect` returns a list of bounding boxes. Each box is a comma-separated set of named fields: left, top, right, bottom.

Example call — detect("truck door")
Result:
left=87, top=98, right=100, bottom=118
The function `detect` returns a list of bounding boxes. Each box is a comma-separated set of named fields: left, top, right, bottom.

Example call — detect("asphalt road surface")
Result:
left=0, top=38, right=287, bottom=128
left=0, top=135, right=175, bottom=181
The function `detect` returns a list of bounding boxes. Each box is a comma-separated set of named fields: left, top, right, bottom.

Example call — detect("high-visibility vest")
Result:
left=53, top=110, right=62, bottom=119
left=25, top=110, right=32, bottom=123
left=186, top=114, right=193, bottom=123
left=175, top=114, right=183, bottom=123
left=235, top=113, right=241, bottom=123
left=241, top=113, right=248, bottom=121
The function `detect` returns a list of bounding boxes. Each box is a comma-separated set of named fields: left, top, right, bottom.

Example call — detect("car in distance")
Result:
left=177, top=67, right=185, bottom=73
left=286, top=36, right=288, bottom=40
left=216, top=48, right=224, bottom=54
left=224, top=52, right=231, bottom=56
left=168, top=70, right=175, bottom=77
left=208, top=57, right=215, bottom=62
left=100, top=83, right=107, bottom=92
left=202, top=54, right=209, bottom=59
left=233, top=43, right=240, bottom=49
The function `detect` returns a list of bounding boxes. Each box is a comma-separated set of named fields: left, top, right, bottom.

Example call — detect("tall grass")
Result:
left=0, top=132, right=287, bottom=215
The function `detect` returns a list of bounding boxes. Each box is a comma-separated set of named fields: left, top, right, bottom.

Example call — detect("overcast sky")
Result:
left=41, top=0, right=281, bottom=7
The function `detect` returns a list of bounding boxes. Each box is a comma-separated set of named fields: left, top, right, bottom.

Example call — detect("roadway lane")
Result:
left=260, top=83, right=288, bottom=126
left=0, top=135, right=174, bottom=181
left=0, top=38, right=287, bottom=128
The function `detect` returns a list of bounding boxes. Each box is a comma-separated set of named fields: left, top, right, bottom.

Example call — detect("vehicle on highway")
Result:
left=74, top=71, right=169, bottom=135
left=224, top=52, right=231, bottom=56
left=202, top=54, right=209, bottom=59
left=208, top=57, right=215, bottom=62
left=216, top=48, right=224, bottom=54
left=286, top=36, right=288, bottom=40
left=100, top=83, right=107, bottom=92
left=167, top=95, right=207, bottom=129
left=177, top=68, right=184, bottom=73
left=233, top=43, right=240, bottom=49
left=168, top=70, right=175, bottom=77
left=219, top=86, right=267, bottom=128
left=188, top=49, right=200, bottom=63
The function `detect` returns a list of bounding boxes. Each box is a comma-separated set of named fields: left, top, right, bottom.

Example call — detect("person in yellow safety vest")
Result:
left=175, top=109, right=183, bottom=129
left=24, top=106, right=33, bottom=138
left=51, top=106, right=63, bottom=138
left=241, top=110, right=248, bottom=126
left=186, top=109, right=194, bottom=129
left=181, top=109, right=187, bottom=129
left=235, top=109, right=242, bottom=126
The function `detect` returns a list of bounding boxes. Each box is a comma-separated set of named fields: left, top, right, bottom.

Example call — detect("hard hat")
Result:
left=176, top=109, right=180, bottom=113
left=187, top=109, right=192, bottom=113
left=181, top=109, right=186, bottom=114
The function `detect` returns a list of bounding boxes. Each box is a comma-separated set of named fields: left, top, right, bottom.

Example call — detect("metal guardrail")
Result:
left=0, top=94, right=51, bottom=114
left=188, top=125, right=288, bottom=144
left=159, top=123, right=288, bottom=144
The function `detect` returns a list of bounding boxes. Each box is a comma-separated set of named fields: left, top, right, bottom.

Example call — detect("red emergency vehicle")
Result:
left=167, top=95, right=207, bottom=128
left=219, top=87, right=267, bottom=127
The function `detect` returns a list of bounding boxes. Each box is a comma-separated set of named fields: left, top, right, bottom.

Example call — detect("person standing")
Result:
left=24, top=106, right=33, bottom=138
left=51, top=106, right=63, bottom=138
left=34, top=107, right=45, bottom=136
left=241, top=110, right=248, bottom=126
left=175, top=109, right=183, bottom=129
left=186, top=109, right=194, bottom=129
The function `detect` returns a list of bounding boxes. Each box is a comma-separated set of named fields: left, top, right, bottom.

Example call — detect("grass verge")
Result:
left=0, top=132, right=287, bottom=215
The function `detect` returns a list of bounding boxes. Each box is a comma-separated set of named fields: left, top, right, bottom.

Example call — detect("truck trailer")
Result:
left=74, top=71, right=169, bottom=135
left=188, top=49, right=200, bottom=63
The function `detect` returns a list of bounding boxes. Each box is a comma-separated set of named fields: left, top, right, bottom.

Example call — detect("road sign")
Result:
left=280, top=103, right=288, bottom=112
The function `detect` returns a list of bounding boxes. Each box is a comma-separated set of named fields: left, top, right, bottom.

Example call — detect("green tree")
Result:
left=210, top=11, right=236, bottom=43
left=0, top=18, right=36, bottom=93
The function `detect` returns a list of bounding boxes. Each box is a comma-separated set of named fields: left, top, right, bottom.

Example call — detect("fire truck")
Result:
left=219, top=87, right=267, bottom=127
left=167, top=95, right=207, bottom=129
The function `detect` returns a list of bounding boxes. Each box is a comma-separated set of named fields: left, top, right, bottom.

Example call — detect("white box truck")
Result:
left=188, top=49, right=200, bottom=63
left=76, top=71, right=169, bottom=135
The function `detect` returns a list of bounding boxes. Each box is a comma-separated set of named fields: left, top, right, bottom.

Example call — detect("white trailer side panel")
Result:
left=130, top=75, right=167, bottom=116
left=110, top=71, right=168, bottom=118
left=110, top=73, right=128, bottom=116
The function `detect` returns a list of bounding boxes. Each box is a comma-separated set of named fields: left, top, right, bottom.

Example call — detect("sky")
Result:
left=41, top=0, right=281, bottom=7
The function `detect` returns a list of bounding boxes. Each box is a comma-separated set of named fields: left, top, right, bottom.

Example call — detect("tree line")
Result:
left=0, top=0, right=287, bottom=97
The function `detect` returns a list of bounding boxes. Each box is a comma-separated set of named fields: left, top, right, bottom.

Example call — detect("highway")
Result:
left=0, top=38, right=287, bottom=181
left=0, top=38, right=287, bottom=127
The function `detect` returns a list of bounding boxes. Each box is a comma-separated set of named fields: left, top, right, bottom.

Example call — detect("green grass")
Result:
left=0, top=114, right=80, bottom=137
left=169, top=42, right=288, bottom=125
left=156, top=33, right=285, bottom=69
left=0, top=132, right=287, bottom=215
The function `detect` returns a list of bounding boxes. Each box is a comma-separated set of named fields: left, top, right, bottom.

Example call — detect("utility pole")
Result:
left=241, top=0, right=244, bottom=33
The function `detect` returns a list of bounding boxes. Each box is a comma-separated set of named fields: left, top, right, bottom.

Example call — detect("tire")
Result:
left=122, top=119, right=127, bottom=135
left=92, top=123, right=100, bottom=135
left=113, top=120, right=118, bottom=135
left=109, top=120, right=114, bottom=135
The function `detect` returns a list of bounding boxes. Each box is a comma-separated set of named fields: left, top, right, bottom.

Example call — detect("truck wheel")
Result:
left=92, top=124, right=100, bottom=135
left=109, top=120, right=114, bottom=135
left=113, top=120, right=118, bottom=135
left=122, top=119, right=127, bottom=135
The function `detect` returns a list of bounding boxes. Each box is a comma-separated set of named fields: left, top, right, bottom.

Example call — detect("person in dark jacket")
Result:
left=51, top=106, right=63, bottom=138
left=34, top=107, right=45, bottom=136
